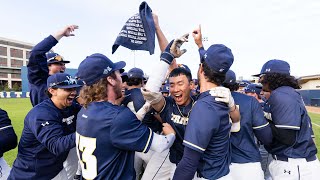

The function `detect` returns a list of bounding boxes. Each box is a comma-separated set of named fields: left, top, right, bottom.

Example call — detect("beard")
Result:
left=114, top=81, right=123, bottom=100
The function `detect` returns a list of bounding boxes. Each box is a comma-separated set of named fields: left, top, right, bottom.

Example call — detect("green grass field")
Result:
left=1, top=98, right=320, bottom=166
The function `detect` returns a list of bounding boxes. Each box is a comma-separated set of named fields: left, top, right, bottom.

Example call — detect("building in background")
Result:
left=298, top=74, right=320, bottom=107
left=0, top=37, right=33, bottom=90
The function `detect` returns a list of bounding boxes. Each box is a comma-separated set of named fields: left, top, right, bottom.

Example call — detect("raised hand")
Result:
left=192, top=25, right=203, bottom=48
left=162, top=123, right=176, bottom=135
left=170, top=33, right=189, bottom=58
left=54, top=25, right=79, bottom=41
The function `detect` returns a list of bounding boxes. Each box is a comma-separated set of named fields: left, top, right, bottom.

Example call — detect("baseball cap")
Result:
left=121, top=72, right=128, bottom=82
left=201, top=44, right=234, bottom=73
left=239, top=80, right=252, bottom=87
left=46, top=53, right=70, bottom=65
left=47, top=73, right=82, bottom=89
left=244, top=83, right=262, bottom=95
left=177, top=64, right=191, bottom=73
left=161, top=84, right=170, bottom=93
left=128, top=68, right=145, bottom=79
left=253, top=59, right=290, bottom=77
left=193, top=79, right=198, bottom=85
left=224, top=70, right=237, bottom=84
left=76, top=53, right=126, bottom=86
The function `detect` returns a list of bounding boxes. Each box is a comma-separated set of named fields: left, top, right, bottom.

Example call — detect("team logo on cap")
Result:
left=103, top=66, right=112, bottom=74
left=265, top=68, right=271, bottom=72
left=204, top=53, right=207, bottom=59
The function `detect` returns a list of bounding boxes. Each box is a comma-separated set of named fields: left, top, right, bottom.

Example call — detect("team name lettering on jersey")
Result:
left=171, top=113, right=188, bottom=125
left=62, top=115, right=74, bottom=125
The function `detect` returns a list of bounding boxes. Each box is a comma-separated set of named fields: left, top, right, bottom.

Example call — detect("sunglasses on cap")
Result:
left=49, top=78, right=78, bottom=88
left=48, top=54, right=63, bottom=61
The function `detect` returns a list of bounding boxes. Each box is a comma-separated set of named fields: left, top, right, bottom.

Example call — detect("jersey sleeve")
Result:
left=27, top=35, right=58, bottom=85
left=0, top=109, right=18, bottom=155
left=251, top=97, right=269, bottom=130
left=183, top=101, right=219, bottom=153
left=29, top=109, right=76, bottom=156
left=269, top=91, right=301, bottom=130
left=131, top=90, right=146, bottom=112
left=110, top=108, right=153, bottom=153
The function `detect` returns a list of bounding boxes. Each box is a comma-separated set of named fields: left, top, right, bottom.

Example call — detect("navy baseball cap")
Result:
left=47, top=73, right=82, bottom=89
left=253, top=59, right=290, bottom=77
left=177, top=64, right=191, bottom=73
left=224, top=70, right=237, bottom=84
left=161, top=84, right=170, bottom=93
left=244, top=83, right=262, bottom=95
left=128, top=68, right=145, bottom=79
left=76, top=53, right=126, bottom=86
left=46, top=53, right=70, bottom=65
left=201, top=44, right=234, bottom=73
left=121, top=72, right=128, bottom=82
left=239, top=80, right=252, bottom=87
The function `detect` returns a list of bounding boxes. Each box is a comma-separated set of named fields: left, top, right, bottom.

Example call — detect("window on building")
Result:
left=0, top=57, right=7, bottom=67
left=10, top=48, right=23, bottom=58
left=0, top=46, right=7, bottom=56
left=11, top=59, right=23, bottom=68
left=26, top=50, right=31, bottom=59
left=0, top=72, right=7, bottom=78
left=11, top=74, right=21, bottom=79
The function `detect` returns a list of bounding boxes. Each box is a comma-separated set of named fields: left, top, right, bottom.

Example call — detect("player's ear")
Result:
left=48, top=88, right=57, bottom=96
left=106, top=76, right=115, bottom=86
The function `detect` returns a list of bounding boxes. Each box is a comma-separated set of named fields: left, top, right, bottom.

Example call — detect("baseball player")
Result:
left=223, top=70, right=273, bottom=180
left=173, top=42, right=236, bottom=179
left=160, top=83, right=170, bottom=97
left=74, top=53, right=176, bottom=180
left=244, top=83, right=273, bottom=180
left=121, top=67, right=162, bottom=179
left=142, top=25, right=240, bottom=179
left=8, top=73, right=82, bottom=180
left=0, top=108, right=18, bottom=180
left=28, top=25, right=78, bottom=107
left=257, top=59, right=320, bottom=179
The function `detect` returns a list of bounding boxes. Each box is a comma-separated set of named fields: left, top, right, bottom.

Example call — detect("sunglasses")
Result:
left=49, top=77, right=78, bottom=88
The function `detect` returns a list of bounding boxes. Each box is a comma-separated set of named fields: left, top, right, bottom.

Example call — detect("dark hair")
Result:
left=127, top=77, right=143, bottom=86
left=169, top=67, right=192, bottom=82
left=260, top=73, right=301, bottom=90
left=222, top=82, right=239, bottom=91
left=202, top=61, right=226, bottom=86
left=45, top=89, right=56, bottom=98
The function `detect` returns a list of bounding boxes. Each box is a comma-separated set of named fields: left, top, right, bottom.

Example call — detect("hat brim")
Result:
left=252, top=73, right=262, bottom=77
left=114, top=61, right=126, bottom=73
left=48, top=60, right=70, bottom=65
left=54, top=84, right=82, bottom=89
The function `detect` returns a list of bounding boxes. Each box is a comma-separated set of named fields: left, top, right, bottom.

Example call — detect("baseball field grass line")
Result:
left=1, top=98, right=320, bottom=166
left=312, top=122, right=320, bottom=128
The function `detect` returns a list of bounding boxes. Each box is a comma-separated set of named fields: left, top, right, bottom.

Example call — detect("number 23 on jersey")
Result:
left=76, top=132, right=97, bottom=179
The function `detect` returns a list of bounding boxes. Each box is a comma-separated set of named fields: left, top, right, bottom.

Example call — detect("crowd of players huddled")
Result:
left=1, top=12, right=320, bottom=180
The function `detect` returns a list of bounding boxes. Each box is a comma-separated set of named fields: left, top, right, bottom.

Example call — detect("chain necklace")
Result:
left=175, top=97, right=196, bottom=118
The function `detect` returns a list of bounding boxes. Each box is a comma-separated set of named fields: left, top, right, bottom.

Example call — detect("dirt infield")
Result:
left=306, top=106, right=320, bottom=114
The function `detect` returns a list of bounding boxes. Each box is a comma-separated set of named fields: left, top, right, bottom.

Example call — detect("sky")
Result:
left=1, top=0, right=320, bottom=80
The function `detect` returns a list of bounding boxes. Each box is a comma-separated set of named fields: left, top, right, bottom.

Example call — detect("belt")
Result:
left=272, top=155, right=317, bottom=162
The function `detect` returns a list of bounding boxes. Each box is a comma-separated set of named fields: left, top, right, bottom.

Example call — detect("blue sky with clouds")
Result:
left=1, top=0, right=319, bottom=79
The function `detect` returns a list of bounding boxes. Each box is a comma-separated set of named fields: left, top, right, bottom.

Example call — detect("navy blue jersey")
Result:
left=160, top=96, right=195, bottom=164
left=28, top=35, right=58, bottom=106
left=0, top=108, right=17, bottom=157
left=268, top=86, right=317, bottom=158
left=183, top=91, right=231, bottom=179
left=230, top=92, right=269, bottom=163
left=76, top=101, right=153, bottom=180
left=122, top=88, right=162, bottom=132
left=9, top=99, right=80, bottom=180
